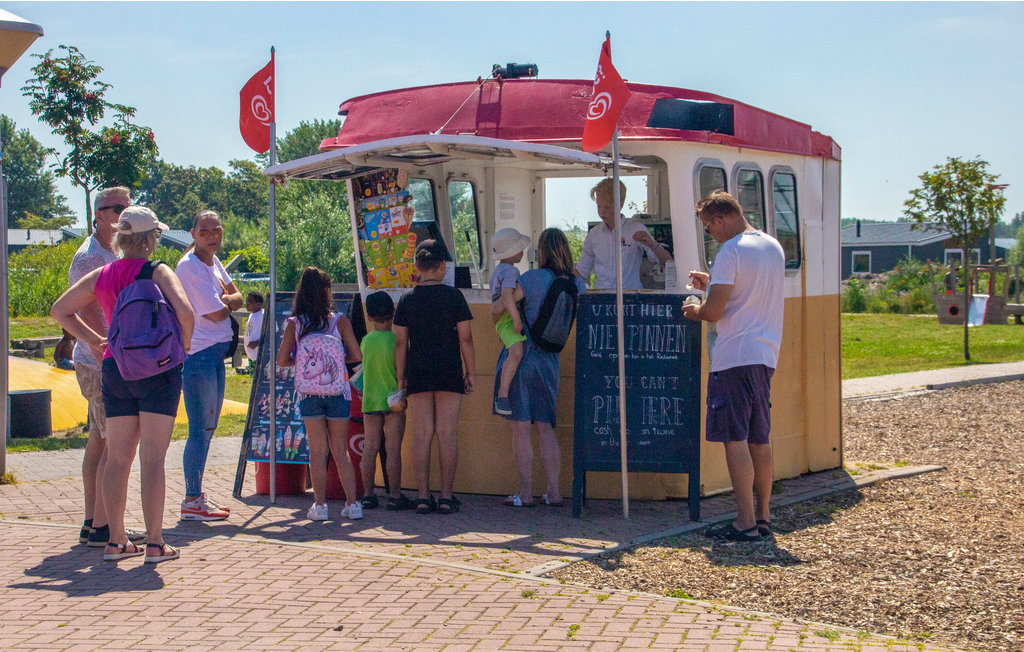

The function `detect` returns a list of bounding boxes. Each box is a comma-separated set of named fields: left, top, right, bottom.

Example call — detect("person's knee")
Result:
left=506, top=342, right=523, bottom=363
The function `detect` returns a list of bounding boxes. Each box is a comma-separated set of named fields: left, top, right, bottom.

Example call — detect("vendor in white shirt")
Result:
left=575, top=178, right=672, bottom=290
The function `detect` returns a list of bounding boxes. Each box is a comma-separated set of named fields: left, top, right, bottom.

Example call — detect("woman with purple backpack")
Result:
left=277, top=267, right=364, bottom=522
left=51, top=206, right=194, bottom=564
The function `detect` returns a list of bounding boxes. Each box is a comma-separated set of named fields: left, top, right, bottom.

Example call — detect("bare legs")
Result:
left=723, top=440, right=773, bottom=530
left=497, top=342, right=522, bottom=399
left=511, top=420, right=562, bottom=502
left=361, top=412, right=406, bottom=498
left=305, top=417, right=358, bottom=506
left=82, top=433, right=106, bottom=526
left=102, top=412, right=174, bottom=555
left=409, top=391, right=462, bottom=500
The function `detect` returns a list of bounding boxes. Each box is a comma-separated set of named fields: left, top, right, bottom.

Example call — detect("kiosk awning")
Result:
left=262, top=134, right=645, bottom=181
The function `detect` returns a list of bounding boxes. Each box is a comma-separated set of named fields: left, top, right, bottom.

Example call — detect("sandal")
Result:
left=360, top=494, right=379, bottom=509
left=386, top=494, right=413, bottom=511
left=436, top=496, right=461, bottom=515
left=144, top=542, right=180, bottom=564
left=540, top=493, right=564, bottom=507
left=413, top=495, right=436, bottom=514
left=503, top=493, right=535, bottom=508
left=756, top=519, right=772, bottom=537
left=703, top=522, right=762, bottom=542
left=103, top=541, right=144, bottom=562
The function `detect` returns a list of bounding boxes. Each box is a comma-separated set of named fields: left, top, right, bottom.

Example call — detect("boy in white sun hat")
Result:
left=489, top=228, right=531, bottom=415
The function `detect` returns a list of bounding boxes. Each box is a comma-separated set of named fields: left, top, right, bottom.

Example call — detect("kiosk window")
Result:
left=736, top=169, right=765, bottom=232
left=771, top=172, right=801, bottom=269
left=697, top=164, right=727, bottom=268
left=449, top=180, right=482, bottom=268
left=407, top=178, right=437, bottom=223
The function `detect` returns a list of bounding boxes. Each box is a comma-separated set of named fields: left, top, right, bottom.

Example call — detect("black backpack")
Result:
left=525, top=273, right=579, bottom=353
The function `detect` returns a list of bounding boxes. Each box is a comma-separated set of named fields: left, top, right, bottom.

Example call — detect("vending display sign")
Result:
left=353, top=169, right=420, bottom=289
left=571, top=292, right=702, bottom=520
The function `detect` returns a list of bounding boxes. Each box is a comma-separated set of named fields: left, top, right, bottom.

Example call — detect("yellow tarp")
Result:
left=7, top=356, right=249, bottom=432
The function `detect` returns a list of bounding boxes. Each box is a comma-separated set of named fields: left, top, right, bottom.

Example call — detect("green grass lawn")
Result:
left=841, top=313, right=1024, bottom=378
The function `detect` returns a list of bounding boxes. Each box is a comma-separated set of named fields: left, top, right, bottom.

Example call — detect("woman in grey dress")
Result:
left=492, top=228, right=585, bottom=507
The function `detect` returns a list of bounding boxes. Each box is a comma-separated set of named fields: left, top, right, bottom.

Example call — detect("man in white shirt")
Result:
left=683, top=191, right=785, bottom=543
left=67, top=187, right=147, bottom=547
left=575, top=178, right=672, bottom=290
left=243, top=292, right=264, bottom=366
left=176, top=210, right=243, bottom=521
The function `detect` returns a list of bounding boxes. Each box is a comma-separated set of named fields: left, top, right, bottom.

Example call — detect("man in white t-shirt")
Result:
left=243, top=292, right=264, bottom=365
left=575, top=178, right=672, bottom=290
left=67, top=187, right=143, bottom=548
left=683, top=191, right=785, bottom=543
left=175, top=210, right=243, bottom=521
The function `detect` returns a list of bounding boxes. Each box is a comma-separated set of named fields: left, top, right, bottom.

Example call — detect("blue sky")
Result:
left=2, top=2, right=1022, bottom=229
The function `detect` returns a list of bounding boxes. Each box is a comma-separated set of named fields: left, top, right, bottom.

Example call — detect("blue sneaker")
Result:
left=494, top=397, right=512, bottom=416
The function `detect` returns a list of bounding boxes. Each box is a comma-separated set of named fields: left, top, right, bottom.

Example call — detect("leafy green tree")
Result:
left=903, top=156, right=1007, bottom=360
left=263, top=119, right=349, bottom=214
left=21, top=44, right=158, bottom=232
left=275, top=193, right=356, bottom=289
left=1008, top=224, right=1024, bottom=267
left=0, top=115, right=72, bottom=228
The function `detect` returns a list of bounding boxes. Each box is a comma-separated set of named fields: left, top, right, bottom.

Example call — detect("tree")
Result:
left=21, top=45, right=158, bottom=232
left=1007, top=223, right=1024, bottom=267
left=0, top=115, right=72, bottom=228
left=903, top=156, right=1007, bottom=360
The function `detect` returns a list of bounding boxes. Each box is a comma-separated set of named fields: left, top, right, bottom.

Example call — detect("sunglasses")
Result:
left=196, top=226, right=223, bottom=237
left=701, top=217, right=717, bottom=235
left=100, top=204, right=128, bottom=215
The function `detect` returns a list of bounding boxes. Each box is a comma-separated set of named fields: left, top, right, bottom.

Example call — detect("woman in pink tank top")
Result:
left=51, top=207, right=194, bottom=564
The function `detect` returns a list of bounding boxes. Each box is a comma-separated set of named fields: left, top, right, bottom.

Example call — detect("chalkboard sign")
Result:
left=233, top=292, right=357, bottom=495
left=572, top=293, right=702, bottom=520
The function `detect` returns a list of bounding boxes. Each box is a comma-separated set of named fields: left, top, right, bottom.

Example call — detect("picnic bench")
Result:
left=9, top=336, right=62, bottom=358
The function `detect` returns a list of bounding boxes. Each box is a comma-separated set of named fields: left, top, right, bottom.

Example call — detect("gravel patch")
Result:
left=551, top=379, right=1024, bottom=651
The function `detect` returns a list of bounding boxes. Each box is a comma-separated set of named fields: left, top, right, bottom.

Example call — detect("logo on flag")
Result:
left=581, top=35, right=632, bottom=153
left=239, top=51, right=275, bottom=154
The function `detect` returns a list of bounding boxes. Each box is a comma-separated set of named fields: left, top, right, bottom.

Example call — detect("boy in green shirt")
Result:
left=359, top=291, right=412, bottom=510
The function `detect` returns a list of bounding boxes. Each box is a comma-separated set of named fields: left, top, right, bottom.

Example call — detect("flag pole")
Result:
left=612, top=125, right=629, bottom=520
left=267, top=46, right=278, bottom=504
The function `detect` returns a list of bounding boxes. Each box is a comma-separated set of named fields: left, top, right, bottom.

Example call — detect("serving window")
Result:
left=770, top=168, right=801, bottom=270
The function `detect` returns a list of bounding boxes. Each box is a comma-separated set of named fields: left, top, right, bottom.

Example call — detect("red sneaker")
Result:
left=180, top=493, right=230, bottom=521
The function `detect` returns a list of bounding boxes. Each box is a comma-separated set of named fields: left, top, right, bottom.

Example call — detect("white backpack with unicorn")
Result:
left=291, top=314, right=350, bottom=398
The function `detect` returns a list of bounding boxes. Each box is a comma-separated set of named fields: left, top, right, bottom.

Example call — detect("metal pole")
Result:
left=268, top=116, right=277, bottom=503
left=1, top=159, right=9, bottom=473
left=612, top=129, right=628, bottom=519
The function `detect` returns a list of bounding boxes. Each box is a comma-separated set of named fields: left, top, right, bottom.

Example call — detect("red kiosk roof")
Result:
left=321, top=79, right=840, bottom=161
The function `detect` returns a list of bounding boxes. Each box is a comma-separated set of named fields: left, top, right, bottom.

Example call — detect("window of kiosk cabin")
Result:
left=770, top=169, right=801, bottom=269
left=406, top=176, right=452, bottom=258
left=695, top=161, right=727, bottom=269
left=852, top=251, right=871, bottom=274
left=734, top=166, right=766, bottom=232
left=448, top=179, right=482, bottom=270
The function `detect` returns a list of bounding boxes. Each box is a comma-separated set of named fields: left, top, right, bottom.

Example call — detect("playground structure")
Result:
left=929, top=262, right=1024, bottom=325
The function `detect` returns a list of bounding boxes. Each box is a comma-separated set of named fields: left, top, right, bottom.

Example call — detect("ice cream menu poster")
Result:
left=353, top=169, right=419, bottom=289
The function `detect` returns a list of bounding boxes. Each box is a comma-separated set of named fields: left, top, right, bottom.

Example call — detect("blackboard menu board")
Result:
left=572, top=293, right=702, bottom=520
left=233, top=292, right=357, bottom=493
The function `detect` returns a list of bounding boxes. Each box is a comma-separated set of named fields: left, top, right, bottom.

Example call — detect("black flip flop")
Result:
left=756, top=519, right=772, bottom=537
left=704, top=522, right=762, bottom=542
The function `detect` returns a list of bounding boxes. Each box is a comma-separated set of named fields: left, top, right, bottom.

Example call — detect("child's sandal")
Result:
left=144, top=542, right=180, bottom=564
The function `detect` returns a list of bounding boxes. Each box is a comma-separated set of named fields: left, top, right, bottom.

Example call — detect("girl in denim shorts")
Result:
left=277, top=267, right=363, bottom=522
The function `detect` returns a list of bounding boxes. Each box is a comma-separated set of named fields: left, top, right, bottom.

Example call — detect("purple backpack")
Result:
left=107, top=260, right=185, bottom=380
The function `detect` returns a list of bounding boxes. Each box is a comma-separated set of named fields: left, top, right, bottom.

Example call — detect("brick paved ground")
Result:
left=7, top=362, right=1006, bottom=649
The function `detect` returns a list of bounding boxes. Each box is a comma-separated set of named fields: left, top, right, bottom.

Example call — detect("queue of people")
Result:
left=50, top=180, right=784, bottom=563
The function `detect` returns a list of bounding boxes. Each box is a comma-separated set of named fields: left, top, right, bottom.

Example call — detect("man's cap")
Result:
left=491, top=228, right=531, bottom=261
left=364, top=290, right=395, bottom=318
left=415, top=239, right=449, bottom=263
left=117, top=206, right=168, bottom=234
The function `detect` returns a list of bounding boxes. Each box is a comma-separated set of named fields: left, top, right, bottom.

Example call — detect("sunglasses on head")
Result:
left=100, top=204, right=128, bottom=215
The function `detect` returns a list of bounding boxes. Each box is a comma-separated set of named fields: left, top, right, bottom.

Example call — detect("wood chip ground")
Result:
left=551, top=379, right=1024, bottom=651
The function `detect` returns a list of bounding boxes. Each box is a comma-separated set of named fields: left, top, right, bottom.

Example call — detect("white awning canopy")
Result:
left=263, top=134, right=645, bottom=181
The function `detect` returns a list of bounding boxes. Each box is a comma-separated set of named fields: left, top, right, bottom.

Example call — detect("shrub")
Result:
left=7, top=239, right=79, bottom=317
left=842, top=278, right=867, bottom=313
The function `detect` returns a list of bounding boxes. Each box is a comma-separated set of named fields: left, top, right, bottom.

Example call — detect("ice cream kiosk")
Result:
left=262, top=71, right=842, bottom=508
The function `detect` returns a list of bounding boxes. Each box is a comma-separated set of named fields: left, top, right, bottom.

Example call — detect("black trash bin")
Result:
left=9, top=389, right=52, bottom=438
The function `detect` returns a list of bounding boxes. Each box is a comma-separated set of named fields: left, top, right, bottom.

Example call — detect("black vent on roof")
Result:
left=647, top=98, right=734, bottom=134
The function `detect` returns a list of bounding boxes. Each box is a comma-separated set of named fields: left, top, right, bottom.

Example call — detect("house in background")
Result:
left=840, top=221, right=1004, bottom=279
left=6, top=228, right=73, bottom=255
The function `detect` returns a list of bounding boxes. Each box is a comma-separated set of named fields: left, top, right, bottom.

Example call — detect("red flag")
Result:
left=239, top=51, right=275, bottom=153
left=581, top=35, right=632, bottom=153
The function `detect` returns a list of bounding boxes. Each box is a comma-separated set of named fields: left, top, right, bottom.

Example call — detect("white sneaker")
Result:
left=343, top=501, right=363, bottom=520
left=307, top=502, right=329, bottom=521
